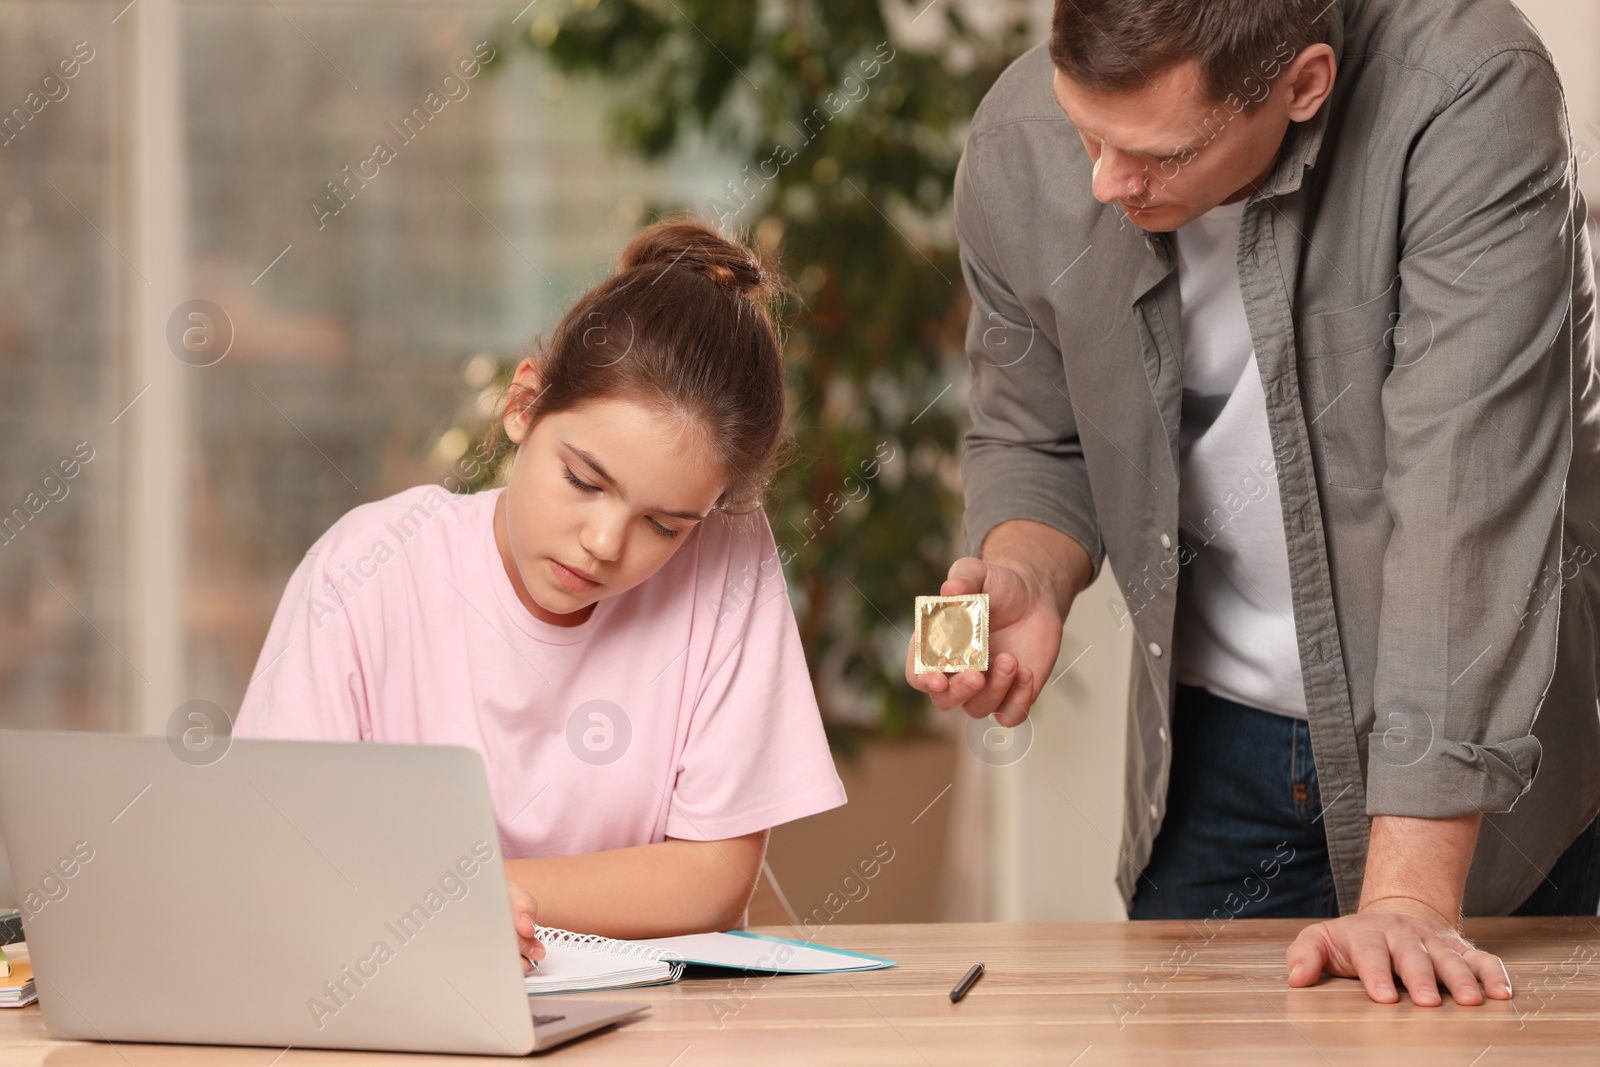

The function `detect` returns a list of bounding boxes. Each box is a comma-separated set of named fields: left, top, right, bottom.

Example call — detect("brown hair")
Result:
left=1049, top=0, right=1333, bottom=111
left=499, top=218, right=791, bottom=515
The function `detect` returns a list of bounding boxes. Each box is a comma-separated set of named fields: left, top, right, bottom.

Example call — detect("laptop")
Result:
left=0, top=730, right=648, bottom=1055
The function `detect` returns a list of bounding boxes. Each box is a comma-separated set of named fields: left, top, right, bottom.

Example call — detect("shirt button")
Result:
left=1158, top=726, right=1168, bottom=743
left=1148, top=642, right=1163, bottom=657
left=1160, top=533, right=1172, bottom=550
left=1149, top=802, right=1160, bottom=820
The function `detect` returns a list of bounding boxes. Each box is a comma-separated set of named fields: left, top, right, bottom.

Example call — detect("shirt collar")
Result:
left=1251, top=0, right=1346, bottom=202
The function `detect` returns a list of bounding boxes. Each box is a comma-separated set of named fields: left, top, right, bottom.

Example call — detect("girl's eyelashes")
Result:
left=563, top=466, right=601, bottom=493
left=563, top=465, right=680, bottom=539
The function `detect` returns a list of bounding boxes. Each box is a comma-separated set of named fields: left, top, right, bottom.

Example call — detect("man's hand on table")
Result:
left=1286, top=813, right=1512, bottom=1006
left=1286, top=898, right=1512, bottom=1005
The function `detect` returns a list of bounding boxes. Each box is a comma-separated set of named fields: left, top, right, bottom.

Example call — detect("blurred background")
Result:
left=1, top=0, right=1595, bottom=926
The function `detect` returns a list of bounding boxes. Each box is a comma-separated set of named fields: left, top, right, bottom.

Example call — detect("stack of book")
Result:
left=0, top=946, right=37, bottom=1009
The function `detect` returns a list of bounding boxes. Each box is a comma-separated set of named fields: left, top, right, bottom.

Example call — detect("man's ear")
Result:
left=1283, top=43, right=1336, bottom=123
left=503, top=358, right=542, bottom=445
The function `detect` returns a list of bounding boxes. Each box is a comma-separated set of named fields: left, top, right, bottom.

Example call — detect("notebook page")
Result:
left=524, top=951, right=672, bottom=993
left=524, top=926, right=680, bottom=994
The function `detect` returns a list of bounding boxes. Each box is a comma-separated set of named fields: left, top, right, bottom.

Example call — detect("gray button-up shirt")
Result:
left=954, top=0, right=1600, bottom=915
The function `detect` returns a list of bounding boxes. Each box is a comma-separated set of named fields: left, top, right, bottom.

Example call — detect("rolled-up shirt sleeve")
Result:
left=954, top=139, right=1104, bottom=575
left=1366, top=47, right=1582, bottom=816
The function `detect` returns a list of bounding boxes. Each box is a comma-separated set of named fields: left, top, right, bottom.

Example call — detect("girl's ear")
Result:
left=503, top=358, right=542, bottom=444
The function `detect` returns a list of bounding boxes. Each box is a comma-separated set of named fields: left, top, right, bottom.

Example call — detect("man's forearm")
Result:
left=1359, top=813, right=1481, bottom=923
left=979, top=519, right=1094, bottom=618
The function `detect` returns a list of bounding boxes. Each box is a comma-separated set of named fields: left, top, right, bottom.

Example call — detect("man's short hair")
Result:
left=1050, top=0, right=1334, bottom=111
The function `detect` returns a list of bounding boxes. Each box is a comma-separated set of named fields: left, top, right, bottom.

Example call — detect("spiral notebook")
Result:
left=525, top=927, right=685, bottom=994
left=526, top=927, right=895, bottom=995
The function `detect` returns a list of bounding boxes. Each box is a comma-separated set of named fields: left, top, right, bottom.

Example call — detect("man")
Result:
left=908, top=0, right=1600, bottom=1007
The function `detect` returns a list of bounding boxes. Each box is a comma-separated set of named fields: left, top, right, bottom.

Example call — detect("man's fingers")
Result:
left=906, top=639, right=952, bottom=696
left=957, top=657, right=1018, bottom=720
left=991, top=664, right=1036, bottom=727
left=1466, top=949, right=1513, bottom=1001
left=943, top=557, right=987, bottom=596
left=947, top=557, right=1035, bottom=628
left=1286, top=916, right=1509, bottom=1007
left=921, top=669, right=981, bottom=712
left=919, top=669, right=985, bottom=713
left=1389, top=938, right=1441, bottom=1006
left=911, top=651, right=1033, bottom=721
left=1284, top=931, right=1328, bottom=987
left=1349, top=933, right=1400, bottom=1003
left=1431, top=946, right=1484, bottom=1006
left=955, top=668, right=991, bottom=708
left=906, top=620, right=958, bottom=700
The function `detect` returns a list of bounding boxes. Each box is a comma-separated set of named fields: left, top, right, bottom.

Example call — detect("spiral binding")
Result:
left=532, top=925, right=676, bottom=962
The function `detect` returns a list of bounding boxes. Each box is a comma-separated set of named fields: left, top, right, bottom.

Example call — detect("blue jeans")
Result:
left=1128, top=684, right=1600, bottom=920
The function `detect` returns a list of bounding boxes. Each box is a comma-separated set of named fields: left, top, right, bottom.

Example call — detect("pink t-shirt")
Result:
left=234, top=484, right=846, bottom=858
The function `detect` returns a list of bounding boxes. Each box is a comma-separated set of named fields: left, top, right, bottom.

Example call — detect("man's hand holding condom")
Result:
left=905, top=556, right=1068, bottom=728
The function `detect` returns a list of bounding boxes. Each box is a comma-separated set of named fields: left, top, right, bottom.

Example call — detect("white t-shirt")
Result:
left=1170, top=199, right=1308, bottom=719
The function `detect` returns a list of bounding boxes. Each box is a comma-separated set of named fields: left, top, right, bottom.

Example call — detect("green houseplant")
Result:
left=471, top=1, right=1033, bottom=746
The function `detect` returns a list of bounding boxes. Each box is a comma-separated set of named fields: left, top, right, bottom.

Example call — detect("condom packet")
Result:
left=913, top=593, right=990, bottom=674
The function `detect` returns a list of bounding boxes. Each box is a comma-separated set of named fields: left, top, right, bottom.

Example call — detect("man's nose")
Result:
left=1090, top=145, right=1150, bottom=205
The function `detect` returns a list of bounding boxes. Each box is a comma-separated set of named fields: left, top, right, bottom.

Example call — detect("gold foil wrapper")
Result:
left=913, top=593, right=990, bottom=674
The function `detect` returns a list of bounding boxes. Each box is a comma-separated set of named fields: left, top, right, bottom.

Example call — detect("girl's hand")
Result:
left=507, top=878, right=546, bottom=973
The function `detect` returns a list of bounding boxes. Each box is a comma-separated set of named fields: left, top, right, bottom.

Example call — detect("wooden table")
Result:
left=2, top=919, right=1595, bottom=1064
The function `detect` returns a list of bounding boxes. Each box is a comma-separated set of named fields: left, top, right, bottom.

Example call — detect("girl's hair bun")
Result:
left=496, top=214, right=793, bottom=515
left=617, top=218, right=776, bottom=301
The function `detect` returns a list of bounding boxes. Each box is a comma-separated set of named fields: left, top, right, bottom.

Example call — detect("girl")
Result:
left=234, top=220, right=846, bottom=969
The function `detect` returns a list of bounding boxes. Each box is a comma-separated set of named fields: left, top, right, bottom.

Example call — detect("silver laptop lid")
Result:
left=0, top=731, right=538, bottom=1056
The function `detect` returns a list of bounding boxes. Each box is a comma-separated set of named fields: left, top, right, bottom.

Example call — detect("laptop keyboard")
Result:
left=531, top=1013, right=567, bottom=1026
